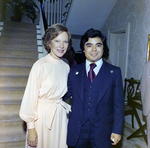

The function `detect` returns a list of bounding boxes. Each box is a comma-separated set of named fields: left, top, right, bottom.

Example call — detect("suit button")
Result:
left=79, top=120, right=81, bottom=123
left=89, top=103, right=91, bottom=105
left=89, top=97, right=91, bottom=99
left=88, top=109, right=90, bottom=111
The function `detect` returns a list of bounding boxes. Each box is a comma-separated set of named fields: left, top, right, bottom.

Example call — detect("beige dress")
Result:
left=19, top=54, right=71, bottom=148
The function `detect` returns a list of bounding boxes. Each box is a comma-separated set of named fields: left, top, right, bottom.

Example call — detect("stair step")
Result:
left=0, top=111, right=20, bottom=122
left=1, top=31, right=37, bottom=38
left=3, top=24, right=36, bottom=32
left=1, top=40, right=37, bottom=45
left=0, top=103, right=22, bottom=122
left=0, top=121, right=24, bottom=131
left=2, top=27, right=36, bottom=32
left=3, top=23, right=36, bottom=28
left=0, top=88, right=24, bottom=103
left=0, top=76, right=28, bottom=87
left=0, top=104, right=20, bottom=113
left=0, top=66, right=31, bottom=76
left=3, top=21, right=36, bottom=32
left=0, top=113, right=20, bottom=122
left=0, top=57, right=37, bottom=67
left=0, top=141, right=25, bottom=148
left=0, top=36, right=37, bottom=44
left=0, top=129, right=26, bottom=143
left=0, top=42, right=38, bottom=50
left=4, top=20, right=36, bottom=27
left=0, top=49, right=38, bottom=58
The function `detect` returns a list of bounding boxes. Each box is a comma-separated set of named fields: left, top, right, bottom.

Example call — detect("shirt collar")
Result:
left=86, top=58, right=103, bottom=69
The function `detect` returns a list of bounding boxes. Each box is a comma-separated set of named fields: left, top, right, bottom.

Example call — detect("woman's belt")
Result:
left=39, top=99, right=71, bottom=130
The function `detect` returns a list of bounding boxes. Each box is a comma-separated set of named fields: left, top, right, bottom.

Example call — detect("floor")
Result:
left=115, top=122, right=147, bottom=148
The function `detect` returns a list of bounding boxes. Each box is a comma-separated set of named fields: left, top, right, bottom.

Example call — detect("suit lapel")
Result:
left=96, top=62, right=114, bottom=104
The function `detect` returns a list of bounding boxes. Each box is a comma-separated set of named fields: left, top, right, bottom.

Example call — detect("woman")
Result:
left=19, top=23, right=72, bottom=148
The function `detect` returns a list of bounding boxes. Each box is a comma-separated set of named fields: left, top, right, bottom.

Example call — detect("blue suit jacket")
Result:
left=64, top=60, right=124, bottom=147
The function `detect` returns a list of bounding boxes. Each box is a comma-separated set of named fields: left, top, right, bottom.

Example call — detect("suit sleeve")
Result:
left=63, top=68, right=72, bottom=101
left=112, top=68, right=125, bottom=135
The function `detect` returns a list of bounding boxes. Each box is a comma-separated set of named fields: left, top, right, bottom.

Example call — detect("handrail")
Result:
left=62, top=0, right=73, bottom=25
left=38, top=0, right=47, bottom=57
left=40, top=2, right=48, bottom=31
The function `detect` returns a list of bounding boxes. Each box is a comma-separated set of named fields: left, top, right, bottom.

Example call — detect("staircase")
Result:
left=0, top=21, right=38, bottom=148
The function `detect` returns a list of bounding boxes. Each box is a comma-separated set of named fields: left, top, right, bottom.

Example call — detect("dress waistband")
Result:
left=39, top=98, right=63, bottom=103
left=39, top=99, right=71, bottom=130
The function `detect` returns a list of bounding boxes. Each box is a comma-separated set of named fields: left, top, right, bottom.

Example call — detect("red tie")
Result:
left=88, top=63, right=96, bottom=83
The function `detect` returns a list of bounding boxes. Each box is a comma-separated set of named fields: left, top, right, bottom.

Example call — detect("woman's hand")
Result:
left=27, top=129, right=38, bottom=147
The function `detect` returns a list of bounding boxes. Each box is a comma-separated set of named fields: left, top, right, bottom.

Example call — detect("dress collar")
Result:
left=47, top=54, right=62, bottom=65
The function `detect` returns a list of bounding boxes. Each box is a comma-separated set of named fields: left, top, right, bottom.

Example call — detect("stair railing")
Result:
left=39, top=0, right=73, bottom=30
left=61, top=0, right=73, bottom=25
left=0, top=21, right=4, bottom=36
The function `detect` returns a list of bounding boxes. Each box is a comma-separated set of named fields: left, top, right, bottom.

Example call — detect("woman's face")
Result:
left=49, top=32, right=69, bottom=60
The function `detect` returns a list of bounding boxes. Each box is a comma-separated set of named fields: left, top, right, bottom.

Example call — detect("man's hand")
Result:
left=110, top=133, right=121, bottom=145
left=27, top=128, right=38, bottom=147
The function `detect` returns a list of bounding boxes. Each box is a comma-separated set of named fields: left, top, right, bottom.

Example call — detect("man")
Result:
left=141, top=60, right=150, bottom=148
left=64, top=28, right=124, bottom=148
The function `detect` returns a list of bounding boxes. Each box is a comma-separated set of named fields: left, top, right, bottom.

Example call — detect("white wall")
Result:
left=101, top=0, right=150, bottom=80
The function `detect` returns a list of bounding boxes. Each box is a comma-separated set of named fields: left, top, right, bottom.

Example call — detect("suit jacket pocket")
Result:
left=107, top=114, right=114, bottom=124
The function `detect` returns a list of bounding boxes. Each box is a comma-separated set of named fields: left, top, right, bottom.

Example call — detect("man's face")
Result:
left=83, top=37, right=104, bottom=63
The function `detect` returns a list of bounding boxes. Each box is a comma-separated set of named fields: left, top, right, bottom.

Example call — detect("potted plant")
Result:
left=6, top=0, right=39, bottom=23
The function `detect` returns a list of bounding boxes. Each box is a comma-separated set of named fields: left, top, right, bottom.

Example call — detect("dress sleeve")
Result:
left=19, top=62, right=42, bottom=129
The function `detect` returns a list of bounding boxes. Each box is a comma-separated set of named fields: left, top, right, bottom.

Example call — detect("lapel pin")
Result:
left=110, top=70, right=113, bottom=73
left=75, top=71, right=79, bottom=75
